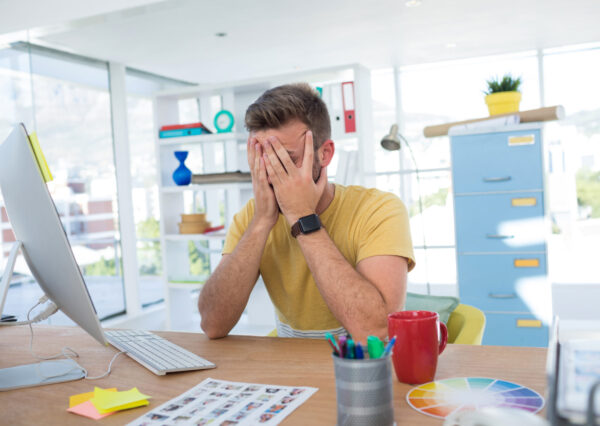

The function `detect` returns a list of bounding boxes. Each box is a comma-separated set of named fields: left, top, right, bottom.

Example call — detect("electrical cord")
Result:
left=2, top=295, right=125, bottom=380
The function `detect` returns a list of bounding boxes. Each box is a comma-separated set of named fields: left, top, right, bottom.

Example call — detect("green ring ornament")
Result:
left=214, top=109, right=234, bottom=133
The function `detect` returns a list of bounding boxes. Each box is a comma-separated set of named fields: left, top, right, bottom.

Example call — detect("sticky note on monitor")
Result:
left=27, top=132, right=53, bottom=183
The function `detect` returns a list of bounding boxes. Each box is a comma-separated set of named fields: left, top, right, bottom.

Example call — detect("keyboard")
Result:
left=105, top=330, right=216, bottom=376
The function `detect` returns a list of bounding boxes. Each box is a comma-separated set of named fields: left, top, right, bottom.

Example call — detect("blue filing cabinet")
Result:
left=450, top=123, right=551, bottom=347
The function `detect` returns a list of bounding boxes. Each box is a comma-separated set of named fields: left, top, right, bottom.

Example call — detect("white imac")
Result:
left=0, top=123, right=108, bottom=390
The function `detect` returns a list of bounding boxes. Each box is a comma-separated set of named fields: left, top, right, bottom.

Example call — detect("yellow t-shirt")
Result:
left=222, top=184, right=415, bottom=335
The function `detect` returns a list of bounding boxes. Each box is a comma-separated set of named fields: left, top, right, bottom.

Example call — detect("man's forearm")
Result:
left=198, top=220, right=271, bottom=338
left=296, top=229, right=390, bottom=342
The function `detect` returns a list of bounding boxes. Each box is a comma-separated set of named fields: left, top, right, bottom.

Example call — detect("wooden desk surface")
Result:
left=0, top=326, right=548, bottom=425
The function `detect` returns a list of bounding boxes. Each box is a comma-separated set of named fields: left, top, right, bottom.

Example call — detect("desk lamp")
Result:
left=380, top=124, right=431, bottom=295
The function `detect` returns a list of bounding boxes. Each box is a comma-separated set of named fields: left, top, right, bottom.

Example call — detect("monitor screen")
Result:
left=0, top=124, right=106, bottom=346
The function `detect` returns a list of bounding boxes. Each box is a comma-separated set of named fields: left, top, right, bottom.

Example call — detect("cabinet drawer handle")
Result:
left=486, top=234, right=514, bottom=239
left=489, top=292, right=518, bottom=299
left=517, top=319, right=542, bottom=328
left=483, top=176, right=512, bottom=182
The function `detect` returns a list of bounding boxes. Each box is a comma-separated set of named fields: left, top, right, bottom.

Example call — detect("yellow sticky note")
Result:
left=27, top=132, right=53, bottom=183
left=91, top=387, right=151, bottom=414
left=97, top=399, right=149, bottom=414
left=69, top=388, right=117, bottom=408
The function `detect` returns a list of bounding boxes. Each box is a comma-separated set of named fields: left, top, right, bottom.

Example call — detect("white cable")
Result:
left=15, top=297, right=126, bottom=381
left=83, top=351, right=126, bottom=380
left=0, top=295, right=56, bottom=326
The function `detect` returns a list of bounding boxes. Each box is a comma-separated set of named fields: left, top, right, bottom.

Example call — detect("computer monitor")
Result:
left=0, top=124, right=108, bottom=387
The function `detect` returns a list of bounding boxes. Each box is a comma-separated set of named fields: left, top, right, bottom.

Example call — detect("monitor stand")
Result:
left=0, top=240, right=21, bottom=317
left=0, top=241, right=86, bottom=391
left=0, top=359, right=85, bottom=391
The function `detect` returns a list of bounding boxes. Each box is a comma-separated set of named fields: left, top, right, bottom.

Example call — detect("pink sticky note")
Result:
left=67, top=400, right=115, bottom=420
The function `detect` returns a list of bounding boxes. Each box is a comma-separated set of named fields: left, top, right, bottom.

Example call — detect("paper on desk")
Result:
left=69, top=387, right=117, bottom=407
left=67, top=400, right=115, bottom=420
left=91, top=387, right=151, bottom=414
left=127, top=378, right=318, bottom=426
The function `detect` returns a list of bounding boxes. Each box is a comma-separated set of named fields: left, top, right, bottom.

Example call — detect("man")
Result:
left=198, top=83, right=414, bottom=343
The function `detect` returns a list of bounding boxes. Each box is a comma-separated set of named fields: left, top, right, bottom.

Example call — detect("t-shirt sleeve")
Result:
left=356, top=192, right=416, bottom=271
left=222, top=199, right=255, bottom=255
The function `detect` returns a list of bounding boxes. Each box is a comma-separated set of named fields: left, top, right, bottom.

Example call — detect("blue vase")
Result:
left=172, top=151, right=192, bottom=186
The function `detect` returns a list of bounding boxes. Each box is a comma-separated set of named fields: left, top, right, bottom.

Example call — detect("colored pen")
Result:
left=355, top=342, right=364, bottom=359
left=338, top=335, right=347, bottom=358
left=325, top=332, right=340, bottom=356
left=346, top=339, right=355, bottom=359
left=367, top=336, right=384, bottom=359
left=383, top=335, right=397, bottom=357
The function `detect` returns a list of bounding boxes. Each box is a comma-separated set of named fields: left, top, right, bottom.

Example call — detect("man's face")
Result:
left=252, top=119, right=321, bottom=183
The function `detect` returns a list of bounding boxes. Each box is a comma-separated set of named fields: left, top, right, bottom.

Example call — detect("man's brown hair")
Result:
left=245, top=83, right=331, bottom=149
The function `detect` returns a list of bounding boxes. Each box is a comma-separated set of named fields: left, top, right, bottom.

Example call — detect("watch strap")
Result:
left=291, top=221, right=302, bottom=238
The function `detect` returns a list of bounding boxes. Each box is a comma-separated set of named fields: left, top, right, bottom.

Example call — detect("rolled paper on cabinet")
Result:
left=423, top=105, right=565, bottom=138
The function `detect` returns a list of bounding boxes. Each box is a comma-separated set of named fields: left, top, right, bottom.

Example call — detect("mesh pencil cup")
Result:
left=332, top=354, right=394, bottom=426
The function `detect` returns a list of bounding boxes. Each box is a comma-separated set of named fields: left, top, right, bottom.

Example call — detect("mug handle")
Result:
left=438, top=321, right=448, bottom=354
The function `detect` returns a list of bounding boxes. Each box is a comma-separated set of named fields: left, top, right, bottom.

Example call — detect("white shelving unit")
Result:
left=153, top=64, right=374, bottom=332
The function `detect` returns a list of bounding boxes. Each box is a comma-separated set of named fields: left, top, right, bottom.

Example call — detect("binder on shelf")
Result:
left=191, top=171, right=251, bottom=185
left=159, top=127, right=210, bottom=139
left=323, top=83, right=345, bottom=139
left=160, top=122, right=212, bottom=133
left=341, top=81, right=356, bottom=133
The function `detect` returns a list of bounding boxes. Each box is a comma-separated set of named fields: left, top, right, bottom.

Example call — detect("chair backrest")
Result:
left=267, top=302, right=487, bottom=345
left=447, top=304, right=486, bottom=345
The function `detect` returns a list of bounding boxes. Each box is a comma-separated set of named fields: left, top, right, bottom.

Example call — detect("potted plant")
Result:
left=484, top=74, right=522, bottom=116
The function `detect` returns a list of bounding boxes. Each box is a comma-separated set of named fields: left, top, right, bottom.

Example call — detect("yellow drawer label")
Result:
left=508, top=134, right=535, bottom=146
left=514, top=258, right=540, bottom=268
left=511, top=197, right=537, bottom=207
left=517, top=319, right=542, bottom=328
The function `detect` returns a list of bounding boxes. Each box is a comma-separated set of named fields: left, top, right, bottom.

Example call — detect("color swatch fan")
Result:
left=407, top=377, right=545, bottom=419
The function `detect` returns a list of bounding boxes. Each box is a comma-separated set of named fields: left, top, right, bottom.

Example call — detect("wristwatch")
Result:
left=291, top=214, right=322, bottom=238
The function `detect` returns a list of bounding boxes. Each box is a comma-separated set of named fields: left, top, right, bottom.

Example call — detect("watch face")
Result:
left=299, top=214, right=321, bottom=233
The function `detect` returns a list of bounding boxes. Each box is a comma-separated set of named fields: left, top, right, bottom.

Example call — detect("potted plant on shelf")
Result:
left=484, top=74, right=522, bottom=116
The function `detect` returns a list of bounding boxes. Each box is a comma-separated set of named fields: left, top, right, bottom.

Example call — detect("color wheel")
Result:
left=406, top=377, right=545, bottom=419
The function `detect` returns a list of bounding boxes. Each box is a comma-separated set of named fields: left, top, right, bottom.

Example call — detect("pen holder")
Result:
left=332, top=354, right=394, bottom=426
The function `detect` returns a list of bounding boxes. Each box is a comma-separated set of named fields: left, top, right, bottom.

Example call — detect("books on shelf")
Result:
left=191, top=171, right=251, bottom=184
left=159, top=122, right=213, bottom=138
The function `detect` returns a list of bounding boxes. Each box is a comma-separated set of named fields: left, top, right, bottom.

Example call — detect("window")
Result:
left=371, top=52, right=541, bottom=287
left=126, top=69, right=193, bottom=307
left=1, top=43, right=124, bottom=321
left=544, top=43, right=600, bottom=284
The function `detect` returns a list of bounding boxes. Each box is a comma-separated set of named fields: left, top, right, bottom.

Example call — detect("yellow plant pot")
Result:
left=485, top=91, right=522, bottom=116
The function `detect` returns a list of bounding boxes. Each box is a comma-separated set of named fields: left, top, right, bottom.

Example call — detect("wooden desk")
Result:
left=0, top=326, right=548, bottom=425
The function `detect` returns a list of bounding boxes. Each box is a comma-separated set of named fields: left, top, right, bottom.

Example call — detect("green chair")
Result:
left=405, top=292, right=486, bottom=345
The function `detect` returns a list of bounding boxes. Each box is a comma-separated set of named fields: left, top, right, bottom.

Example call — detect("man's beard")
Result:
left=270, top=156, right=322, bottom=214
left=312, top=155, right=322, bottom=183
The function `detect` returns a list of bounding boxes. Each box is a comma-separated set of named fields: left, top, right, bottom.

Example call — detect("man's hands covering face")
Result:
left=247, top=136, right=279, bottom=230
left=262, top=130, right=328, bottom=226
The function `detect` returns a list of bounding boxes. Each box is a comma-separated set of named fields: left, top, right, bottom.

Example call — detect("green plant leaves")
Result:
left=485, top=74, right=522, bottom=94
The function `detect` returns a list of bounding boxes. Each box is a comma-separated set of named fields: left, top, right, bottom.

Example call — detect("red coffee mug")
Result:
left=388, top=310, right=448, bottom=384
